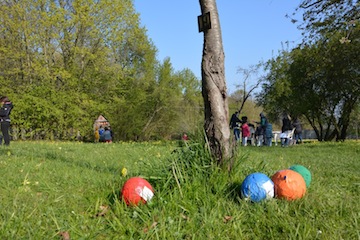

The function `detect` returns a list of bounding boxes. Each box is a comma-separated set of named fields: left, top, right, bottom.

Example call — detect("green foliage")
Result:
left=259, top=24, right=360, bottom=140
left=229, top=64, right=265, bottom=125
left=259, top=0, right=360, bottom=140
left=257, top=50, right=293, bottom=121
left=296, top=0, right=359, bottom=42
left=0, top=141, right=359, bottom=239
left=228, top=90, right=263, bottom=126
left=0, top=0, right=203, bottom=141
left=175, top=68, right=203, bottom=133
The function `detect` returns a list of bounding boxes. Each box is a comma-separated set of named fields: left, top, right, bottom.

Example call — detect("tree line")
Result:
left=257, top=0, right=360, bottom=141
left=0, top=0, right=203, bottom=141
left=1, top=0, right=358, bottom=146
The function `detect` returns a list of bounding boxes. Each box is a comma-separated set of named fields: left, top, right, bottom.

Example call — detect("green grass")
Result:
left=0, top=140, right=359, bottom=239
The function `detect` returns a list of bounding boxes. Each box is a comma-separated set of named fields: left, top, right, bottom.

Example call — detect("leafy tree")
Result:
left=228, top=90, right=263, bottom=128
left=258, top=0, right=359, bottom=141
left=141, top=59, right=203, bottom=140
left=142, top=58, right=182, bottom=139
left=259, top=26, right=360, bottom=141
left=232, top=64, right=264, bottom=120
left=293, top=0, right=359, bottom=42
left=256, top=50, right=293, bottom=122
left=1, top=0, right=203, bottom=141
left=199, top=0, right=231, bottom=165
left=0, top=0, right=157, bottom=140
left=176, top=68, right=203, bottom=135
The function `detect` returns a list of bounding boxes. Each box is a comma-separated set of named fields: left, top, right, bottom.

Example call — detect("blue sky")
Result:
left=134, top=1, right=303, bottom=94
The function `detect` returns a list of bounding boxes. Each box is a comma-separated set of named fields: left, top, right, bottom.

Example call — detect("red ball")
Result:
left=271, top=169, right=306, bottom=200
left=121, top=177, right=154, bottom=206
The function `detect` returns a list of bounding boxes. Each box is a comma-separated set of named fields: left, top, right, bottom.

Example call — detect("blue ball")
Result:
left=241, top=172, right=274, bottom=202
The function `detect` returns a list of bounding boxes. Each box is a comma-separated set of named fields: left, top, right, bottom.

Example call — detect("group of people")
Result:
left=230, top=111, right=272, bottom=147
left=230, top=111, right=302, bottom=147
left=94, top=125, right=113, bottom=143
left=229, top=111, right=253, bottom=146
left=0, top=96, right=13, bottom=146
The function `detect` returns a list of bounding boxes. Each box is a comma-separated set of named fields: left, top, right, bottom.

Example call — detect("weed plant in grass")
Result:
left=0, top=140, right=359, bottom=239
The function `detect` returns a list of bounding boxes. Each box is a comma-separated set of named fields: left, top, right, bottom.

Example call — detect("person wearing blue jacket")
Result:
left=265, top=123, right=273, bottom=146
left=103, top=127, right=112, bottom=143
left=257, top=112, right=269, bottom=146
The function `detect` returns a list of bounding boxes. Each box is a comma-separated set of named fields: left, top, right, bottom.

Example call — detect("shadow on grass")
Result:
left=226, top=181, right=243, bottom=203
left=107, top=189, right=121, bottom=206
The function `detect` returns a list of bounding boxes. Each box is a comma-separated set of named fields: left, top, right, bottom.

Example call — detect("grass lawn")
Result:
left=0, top=140, right=359, bottom=239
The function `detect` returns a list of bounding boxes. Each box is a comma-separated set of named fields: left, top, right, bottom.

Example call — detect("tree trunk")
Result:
left=199, top=0, right=231, bottom=164
left=338, top=99, right=357, bottom=140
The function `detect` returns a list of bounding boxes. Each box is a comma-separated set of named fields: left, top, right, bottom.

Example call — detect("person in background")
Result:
left=0, top=96, right=14, bottom=146
left=248, top=123, right=256, bottom=146
left=258, top=112, right=268, bottom=145
left=230, top=111, right=242, bottom=142
left=108, top=126, right=114, bottom=140
left=99, top=125, right=105, bottom=142
left=265, top=123, right=273, bottom=146
left=255, top=123, right=264, bottom=147
left=94, top=125, right=100, bottom=143
left=292, top=117, right=303, bottom=144
left=103, top=127, right=112, bottom=143
left=281, top=114, right=293, bottom=147
left=240, top=117, right=250, bottom=146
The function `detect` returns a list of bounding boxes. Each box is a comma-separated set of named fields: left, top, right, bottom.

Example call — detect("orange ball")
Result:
left=121, top=177, right=154, bottom=206
left=271, top=169, right=306, bottom=200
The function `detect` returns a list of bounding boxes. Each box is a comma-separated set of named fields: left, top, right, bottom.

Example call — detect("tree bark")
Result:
left=199, top=0, right=231, bottom=164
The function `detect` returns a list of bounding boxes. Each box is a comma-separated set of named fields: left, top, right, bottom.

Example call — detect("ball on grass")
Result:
left=240, top=172, right=274, bottom=202
left=289, top=165, right=311, bottom=188
left=271, top=169, right=306, bottom=200
left=121, top=177, right=154, bottom=206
